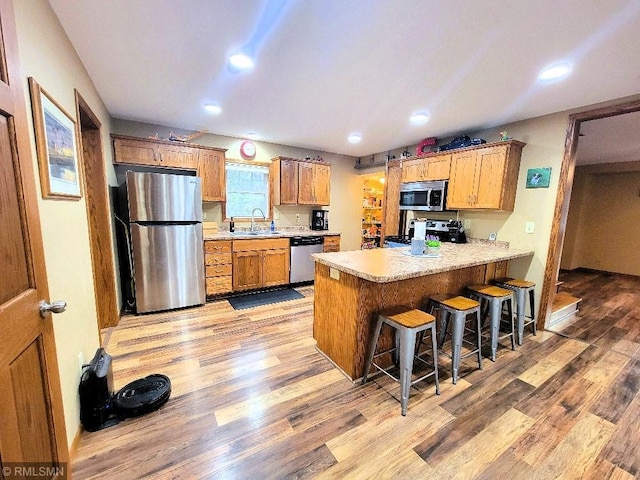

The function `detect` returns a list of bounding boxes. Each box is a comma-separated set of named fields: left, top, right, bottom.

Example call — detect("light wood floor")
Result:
left=72, top=278, right=640, bottom=479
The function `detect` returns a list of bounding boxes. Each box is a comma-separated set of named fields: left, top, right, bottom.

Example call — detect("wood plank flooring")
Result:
left=550, top=269, right=640, bottom=359
left=72, top=277, right=640, bottom=479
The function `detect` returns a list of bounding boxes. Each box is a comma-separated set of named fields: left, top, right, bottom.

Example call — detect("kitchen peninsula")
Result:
left=311, top=242, right=533, bottom=380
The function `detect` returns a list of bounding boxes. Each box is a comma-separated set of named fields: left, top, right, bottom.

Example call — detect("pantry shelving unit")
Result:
left=361, top=174, right=385, bottom=249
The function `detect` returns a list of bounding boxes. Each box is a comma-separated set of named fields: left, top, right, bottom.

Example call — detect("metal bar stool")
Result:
left=424, top=294, right=482, bottom=384
left=466, top=284, right=516, bottom=361
left=494, top=278, right=536, bottom=345
left=362, top=306, right=440, bottom=415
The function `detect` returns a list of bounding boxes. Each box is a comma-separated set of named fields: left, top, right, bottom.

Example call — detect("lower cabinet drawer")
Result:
left=206, top=276, right=233, bottom=295
left=205, top=252, right=232, bottom=266
left=205, top=264, right=232, bottom=277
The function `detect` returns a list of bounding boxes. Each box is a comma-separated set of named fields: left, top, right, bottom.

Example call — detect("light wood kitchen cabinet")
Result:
left=232, top=238, right=290, bottom=291
left=204, top=240, right=233, bottom=296
left=198, top=149, right=226, bottom=202
left=113, top=136, right=158, bottom=166
left=447, top=140, right=525, bottom=211
left=113, top=135, right=198, bottom=169
left=382, top=161, right=402, bottom=239
left=232, top=251, right=262, bottom=291
left=262, top=249, right=290, bottom=287
left=401, top=154, right=451, bottom=182
left=272, top=156, right=331, bottom=206
left=272, top=158, right=299, bottom=205
left=298, top=162, right=330, bottom=205
left=157, top=143, right=199, bottom=169
left=323, top=235, right=341, bottom=252
left=112, top=134, right=227, bottom=201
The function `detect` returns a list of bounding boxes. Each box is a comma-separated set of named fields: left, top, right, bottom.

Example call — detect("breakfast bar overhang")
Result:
left=311, top=243, right=534, bottom=381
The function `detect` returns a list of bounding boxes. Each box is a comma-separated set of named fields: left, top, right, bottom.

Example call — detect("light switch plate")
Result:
left=464, top=219, right=471, bottom=229
left=525, top=222, right=535, bottom=234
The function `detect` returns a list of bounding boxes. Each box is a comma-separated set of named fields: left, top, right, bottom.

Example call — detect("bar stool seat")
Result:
left=424, top=294, right=482, bottom=385
left=466, top=284, right=516, bottom=361
left=494, top=277, right=537, bottom=345
left=362, top=306, right=440, bottom=416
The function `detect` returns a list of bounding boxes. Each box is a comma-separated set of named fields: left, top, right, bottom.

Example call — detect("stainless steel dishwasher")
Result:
left=290, top=236, right=324, bottom=283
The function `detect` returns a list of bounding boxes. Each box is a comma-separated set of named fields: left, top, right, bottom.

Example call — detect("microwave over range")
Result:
left=399, top=180, right=448, bottom=211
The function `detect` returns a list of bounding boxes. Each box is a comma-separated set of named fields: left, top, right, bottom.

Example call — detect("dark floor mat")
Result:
left=228, top=289, right=304, bottom=310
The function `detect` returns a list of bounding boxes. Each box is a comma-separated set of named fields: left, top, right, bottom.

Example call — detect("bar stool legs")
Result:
left=362, top=306, right=439, bottom=416
left=494, top=278, right=537, bottom=345
left=425, top=295, right=482, bottom=384
left=467, top=285, right=516, bottom=361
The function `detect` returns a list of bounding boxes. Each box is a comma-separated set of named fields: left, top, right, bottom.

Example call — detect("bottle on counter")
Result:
left=270, top=220, right=275, bottom=232
left=229, top=217, right=234, bottom=232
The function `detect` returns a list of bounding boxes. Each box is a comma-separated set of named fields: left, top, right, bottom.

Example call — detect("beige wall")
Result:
left=15, top=0, right=112, bottom=444
left=111, top=120, right=363, bottom=251
left=561, top=161, right=640, bottom=274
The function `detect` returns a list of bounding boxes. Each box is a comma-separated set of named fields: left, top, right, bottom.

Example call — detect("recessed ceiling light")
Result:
left=229, top=52, right=254, bottom=71
left=348, top=133, right=362, bottom=144
left=204, top=104, right=221, bottom=114
left=538, top=62, right=572, bottom=82
left=410, top=112, right=430, bottom=125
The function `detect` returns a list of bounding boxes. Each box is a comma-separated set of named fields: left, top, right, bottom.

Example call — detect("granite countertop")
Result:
left=204, top=229, right=341, bottom=241
left=311, top=243, right=534, bottom=283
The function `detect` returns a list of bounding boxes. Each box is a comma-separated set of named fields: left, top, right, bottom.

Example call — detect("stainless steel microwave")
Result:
left=399, top=180, right=448, bottom=211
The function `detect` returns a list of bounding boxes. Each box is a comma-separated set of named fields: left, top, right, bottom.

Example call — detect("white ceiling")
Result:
left=576, top=111, right=640, bottom=165
left=49, top=0, right=640, bottom=159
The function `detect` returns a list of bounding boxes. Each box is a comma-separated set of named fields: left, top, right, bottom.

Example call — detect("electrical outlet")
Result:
left=78, top=351, right=85, bottom=371
left=329, top=268, right=340, bottom=280
left=274, top=210, right=280, bottom=220
left=525, top=222, right=535, bottom=234
left=464, top=219, right=471, bottom=229
left=296, top=213, right=300, bottom=224
left=202, top=211, right=207, bottom=220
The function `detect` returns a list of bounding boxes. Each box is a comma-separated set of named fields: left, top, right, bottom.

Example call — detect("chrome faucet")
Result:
left=250, top=208, right=266, bottom=232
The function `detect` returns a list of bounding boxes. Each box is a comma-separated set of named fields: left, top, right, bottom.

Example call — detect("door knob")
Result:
left=39, top=300, right=67, bottom=317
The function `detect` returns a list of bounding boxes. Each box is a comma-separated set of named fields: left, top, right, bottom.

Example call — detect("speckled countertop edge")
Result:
left=311, top=243, right=533, bottom=283
left=204, top=229, right=341, bottom=241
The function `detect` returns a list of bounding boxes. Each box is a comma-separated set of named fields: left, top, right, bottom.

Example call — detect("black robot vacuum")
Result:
left=79, top=348, right=171, bottom=432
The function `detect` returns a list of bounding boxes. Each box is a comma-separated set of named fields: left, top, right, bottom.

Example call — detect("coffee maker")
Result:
left=311, top=209, right=329, bottom=230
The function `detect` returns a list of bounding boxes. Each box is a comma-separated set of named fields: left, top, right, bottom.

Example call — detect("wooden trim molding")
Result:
left=539, top=97, right=640, bottom=327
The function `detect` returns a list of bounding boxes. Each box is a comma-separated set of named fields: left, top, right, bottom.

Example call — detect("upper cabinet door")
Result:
left=279, top=159, right=299, bottom=204
left=474, top=146, right=507, bottom=208
left=198, top=150, right=226, bottom=202
left=425, top=154, right=451, bottom=180
left=401, top=158, right=424, bottom=183
left=157, top=143, right=198, bottom=169
left=297, top=162, right=315, bottom=204
left=313, top=163, right=331, bottom=205
left=447, top=150, right=479, bottom=209
left=113, top=137, right=158, bottom=166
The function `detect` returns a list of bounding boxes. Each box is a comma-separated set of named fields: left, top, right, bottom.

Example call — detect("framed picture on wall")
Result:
left=525, top=167, right=551, bottom=189
left=28, top=77, right=82, bottom=199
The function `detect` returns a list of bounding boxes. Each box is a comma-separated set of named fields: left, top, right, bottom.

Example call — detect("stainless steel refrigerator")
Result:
left=126, top=171, right=205, bottom=313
